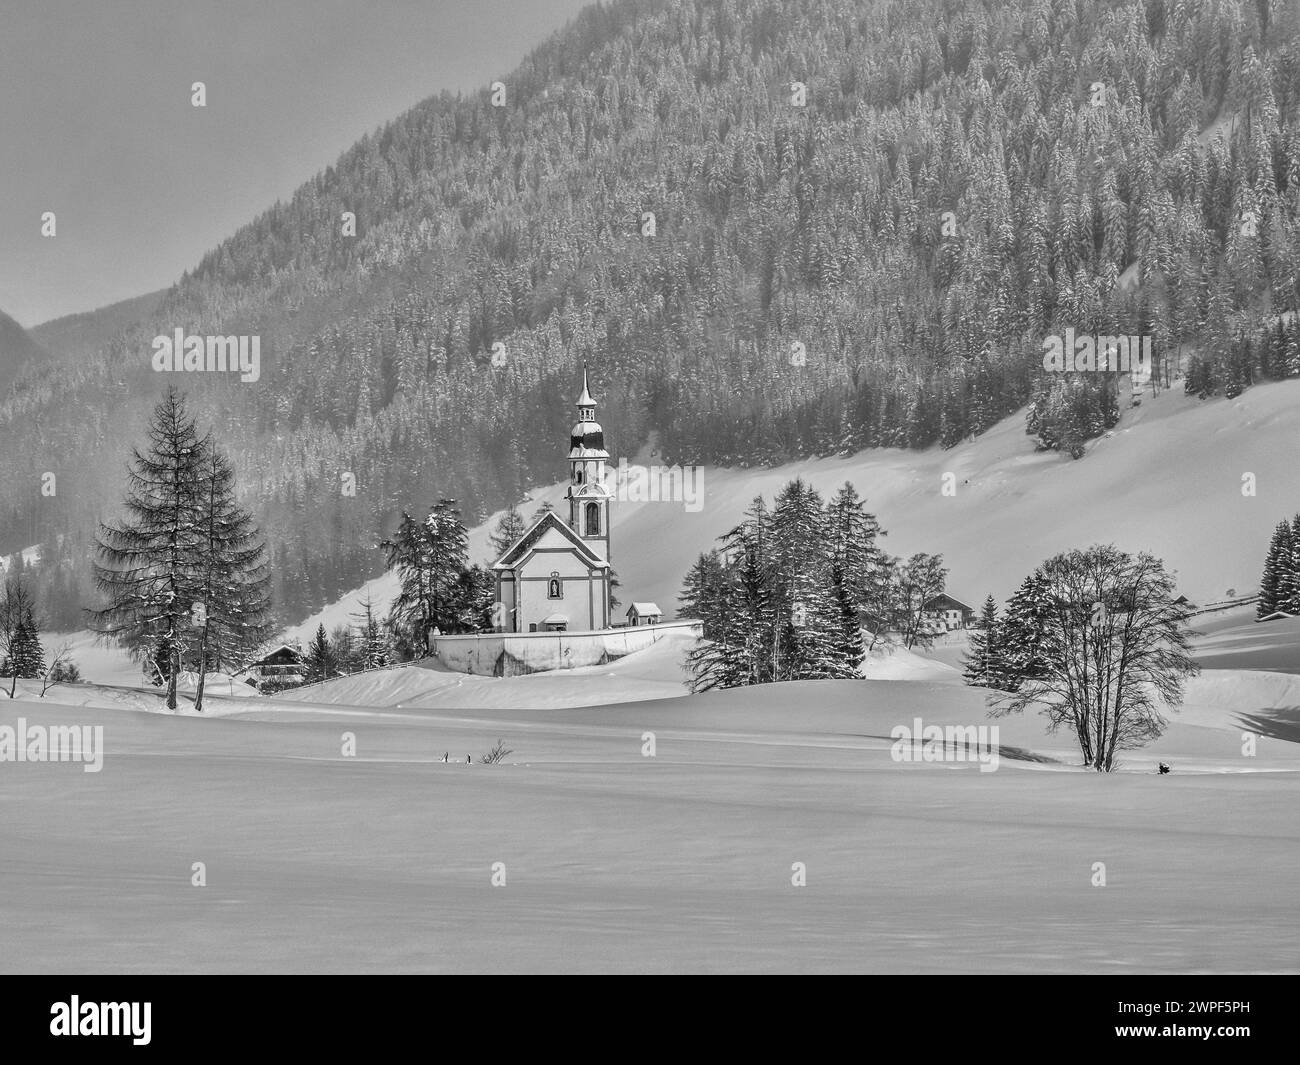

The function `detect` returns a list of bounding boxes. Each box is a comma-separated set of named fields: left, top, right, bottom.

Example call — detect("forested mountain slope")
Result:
left=2, top=0, right=1297, bottom=627
left=0, top=309, right=49, bottom=396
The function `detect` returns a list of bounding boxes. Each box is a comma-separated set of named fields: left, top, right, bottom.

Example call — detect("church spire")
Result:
left=577, top=362, right=595, bottom=410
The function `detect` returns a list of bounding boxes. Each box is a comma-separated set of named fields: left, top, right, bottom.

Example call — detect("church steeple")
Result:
left=577, top=364, right=596, bottom=409
left=566, top=364, right=611, bottom=567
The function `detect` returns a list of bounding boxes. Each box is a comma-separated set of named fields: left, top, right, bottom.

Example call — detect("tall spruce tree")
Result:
left=382, top=499, right=471, bottom=653
left=90, top=388, right=208, bottom=710
left=1285, top=514, right=1300, bottom=613
left=1, top=581, right=43, bottom=696
left=424, top=499, right=470, bottom=632
left=999, top=573, right=1054, bottom=691
left=770, top=479, right=840, bottom=679
left=962, top=595, right=1001, bottom=688
left=190, top=443, right=273, bottom=712
left=381, top=512, right=436, bottom=654
left=1258, top=519, right=1293, bottom=617
left=304, top=624, right=338, bottom=683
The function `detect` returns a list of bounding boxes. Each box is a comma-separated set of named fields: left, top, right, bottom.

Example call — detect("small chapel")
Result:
left=491, top=368, right=614, bottom=633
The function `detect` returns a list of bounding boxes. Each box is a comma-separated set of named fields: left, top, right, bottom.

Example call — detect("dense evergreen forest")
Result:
left=2, top=0, right=1298, bottom=628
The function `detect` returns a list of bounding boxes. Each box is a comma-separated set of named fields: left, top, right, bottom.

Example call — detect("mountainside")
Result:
left=28, top=289, right=169, bottom=365
left=3, top=0, right=1299, bottom=629
left=0, top=309, right=49, bottom=396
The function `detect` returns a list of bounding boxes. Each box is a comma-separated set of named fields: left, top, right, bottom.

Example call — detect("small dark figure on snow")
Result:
left=442, top=752, right=448, bottom=763
left=1158, top=762, right=1171, bottom=775
left=467, top=754, right=473, bottom=764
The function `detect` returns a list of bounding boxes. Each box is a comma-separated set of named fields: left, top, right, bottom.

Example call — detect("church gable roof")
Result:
left=492, top=510, right=607, bottom=571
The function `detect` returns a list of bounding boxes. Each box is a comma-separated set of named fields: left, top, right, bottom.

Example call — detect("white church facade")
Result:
left=491, top=368, right=614, bottom=633
left=430, top=367, right=700, bottom=676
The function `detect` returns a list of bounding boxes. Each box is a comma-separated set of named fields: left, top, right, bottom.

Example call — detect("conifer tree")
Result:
left=381, top=512, right=436, bottom=654
left=1, top=581, right=42, bottom=696
left=770, top=479, right=840, bottom=679
left=1258, top=519, right=1292, bottom=617
left=350, top=594, right=391, bottom=670
left=304, top=623, right=338, bottom=683
left=488, top=503, right=527, bottom=560
left=962, top=595, right=1001, bottom=687
left=190, top=443, right=273, bottom=712
left=89, top=388, right=208, bottom=710
left=998, top=573, right=1054, bottom=691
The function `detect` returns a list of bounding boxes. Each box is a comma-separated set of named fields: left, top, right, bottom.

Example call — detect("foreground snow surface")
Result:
left=3, top=659, right=1298, bottom=973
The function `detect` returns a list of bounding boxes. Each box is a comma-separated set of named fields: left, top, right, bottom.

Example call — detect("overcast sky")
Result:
left=0, top=0, right=592, bottom=327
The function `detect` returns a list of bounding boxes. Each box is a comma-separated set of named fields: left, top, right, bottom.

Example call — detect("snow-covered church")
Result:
left=491, top=368, right=614, bottom=633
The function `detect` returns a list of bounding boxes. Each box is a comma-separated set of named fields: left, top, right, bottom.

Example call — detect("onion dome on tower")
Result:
left=569, top=365, right=605, bottom=453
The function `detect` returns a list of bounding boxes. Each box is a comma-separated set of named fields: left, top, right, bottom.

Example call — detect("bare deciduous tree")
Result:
left=989, top=545, right=1199, bottom=771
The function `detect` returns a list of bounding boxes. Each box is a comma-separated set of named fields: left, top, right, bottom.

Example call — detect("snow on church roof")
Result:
left=492, top=510, right=608, bottom=570
left=628, top=602, right=662, bottom=616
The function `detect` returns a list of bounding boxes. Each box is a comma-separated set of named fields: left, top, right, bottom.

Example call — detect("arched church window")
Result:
left=548, top=573, right=562, bottom=599
left=585, top=501, right=600, bottom=536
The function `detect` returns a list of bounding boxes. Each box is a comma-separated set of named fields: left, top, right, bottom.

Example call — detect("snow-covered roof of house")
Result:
left=627, top=602, right=662, bottom=615
left=1256, top=610, right=1294, bottom=623
left=249, top=644, right=303, bottom=666
left=923, top=594, right=974, bottom=613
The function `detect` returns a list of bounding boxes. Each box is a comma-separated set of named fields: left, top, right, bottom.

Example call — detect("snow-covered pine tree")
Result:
left=1, top=582, right=43, bottom=696
left=678, top=550, right=725, bottom=624
left=962, top=595, right=1000, bottom=687
left=825, top=482, right=887, bottom=604
left=381, top=512, right=436, bottom=654
left=1258, top=519, right=1293, bottom=617
left=190, top=443, right=273, bottom=712
left=423, top=499, right=469, bottom=632
left=825, top=482, right=885, bottom=675
left=770, top=479, right=840, bottom=679
left=683, top=551, right=748, bottom=691
left=720, top=507, right=776, bottom=686
left=304, top=623, right=338, bottom=683
left=828, top=557, right=866, bottom=677
left=90, top=387, right=208, bottom=710
left=12, top=607, right=45, bottom=680
left=1284, top=513, right=1300, bottom=614
left=350, top=594, right=391, bottom=670
left=998, top=572, right=1054, bottom=691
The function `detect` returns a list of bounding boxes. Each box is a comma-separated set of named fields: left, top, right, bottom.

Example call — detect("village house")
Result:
left=921, top=594, right=975, bottom=633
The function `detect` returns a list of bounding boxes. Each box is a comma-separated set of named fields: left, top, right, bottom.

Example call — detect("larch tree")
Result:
left=89, top=388, right=208, bottom=710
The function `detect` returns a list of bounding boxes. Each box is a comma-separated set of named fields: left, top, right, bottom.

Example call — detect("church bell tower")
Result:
left=565, top=365, right=612, bottom=563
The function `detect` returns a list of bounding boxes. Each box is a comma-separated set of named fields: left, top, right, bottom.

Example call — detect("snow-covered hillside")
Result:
left=290, top=379, right=1300, bottom=645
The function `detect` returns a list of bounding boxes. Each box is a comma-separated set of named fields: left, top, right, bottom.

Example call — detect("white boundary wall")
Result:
left=427, top=620, right=700, bottom=677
